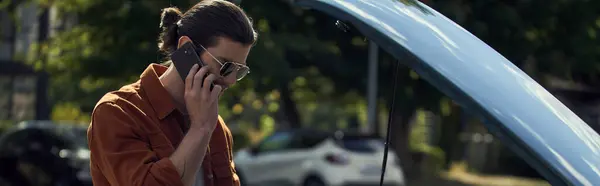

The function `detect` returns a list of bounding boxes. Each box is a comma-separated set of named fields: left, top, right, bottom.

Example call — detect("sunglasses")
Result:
left=196, top=44, right=250, bottom=81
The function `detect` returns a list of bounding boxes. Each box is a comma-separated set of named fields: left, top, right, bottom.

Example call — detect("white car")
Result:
left=234, top=129, right=405, bottom=186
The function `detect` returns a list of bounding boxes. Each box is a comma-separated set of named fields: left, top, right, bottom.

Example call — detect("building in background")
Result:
left=0, top=2, right=75, bottom=122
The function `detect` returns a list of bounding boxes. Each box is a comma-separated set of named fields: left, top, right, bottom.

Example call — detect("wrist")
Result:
left=188, top=124, right=213, bottom=134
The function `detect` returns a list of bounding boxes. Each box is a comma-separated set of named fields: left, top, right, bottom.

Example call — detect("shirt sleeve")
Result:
left=218, top=115, right=235, bottom=161
left=88, top=102, right=184, bottom=186
left=218, top=115, right=240, bottom=186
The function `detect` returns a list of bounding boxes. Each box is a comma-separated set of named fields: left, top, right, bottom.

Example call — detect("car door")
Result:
left=242, top=131, right=299, bottom=185
left=277, top=131, right=331, bottom=185
left=295, top=0, right=600, bottom=185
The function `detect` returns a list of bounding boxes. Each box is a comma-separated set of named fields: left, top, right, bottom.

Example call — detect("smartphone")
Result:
left=171, top=42, right=214, bottom=90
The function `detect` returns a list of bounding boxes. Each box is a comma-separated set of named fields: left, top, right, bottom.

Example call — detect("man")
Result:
left=87, top=1, right=257, bottom=186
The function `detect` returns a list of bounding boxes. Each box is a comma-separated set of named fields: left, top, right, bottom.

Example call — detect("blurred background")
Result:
left=1, top=0, right=599, bottom=185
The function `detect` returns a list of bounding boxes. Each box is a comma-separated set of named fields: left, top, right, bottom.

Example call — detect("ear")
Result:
left=177, top=36, right=193, bottom=49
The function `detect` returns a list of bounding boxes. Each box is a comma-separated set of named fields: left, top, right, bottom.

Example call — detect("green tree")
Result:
left=7, top=0, right=599, bottom=177
left=8, top=0, right=388, bottom=140
left=429, top=0, right=600, bottom=163
left=431, top=0, right=600, bottom=84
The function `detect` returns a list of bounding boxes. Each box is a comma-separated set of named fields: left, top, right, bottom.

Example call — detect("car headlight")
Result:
left=59, top=148, right=90, bottom=160
left=76, top=149, right=90, bottom=159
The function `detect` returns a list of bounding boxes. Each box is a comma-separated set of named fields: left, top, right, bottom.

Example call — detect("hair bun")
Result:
left=160, top=7, right=182, bottom=29
left=158, top=7, right=183, bottom=55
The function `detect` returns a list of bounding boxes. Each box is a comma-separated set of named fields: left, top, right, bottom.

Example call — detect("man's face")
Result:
left=199, top=37, right=251, bottom=91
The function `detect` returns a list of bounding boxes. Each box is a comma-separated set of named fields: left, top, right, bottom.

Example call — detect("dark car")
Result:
left=0, top=120, right=90, bottom=186
left=292, top=0, right=600, bottom=185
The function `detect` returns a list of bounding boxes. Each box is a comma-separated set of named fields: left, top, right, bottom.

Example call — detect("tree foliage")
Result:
left=15, top=0, right=392, bottom=132
left=431, top=0, right=600, bottom=84
left=3, top=0, right=600, bottom=176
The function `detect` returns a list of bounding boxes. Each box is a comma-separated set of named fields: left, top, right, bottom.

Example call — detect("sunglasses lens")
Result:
left=236, top=67, right=249, bottom=80
left=219, top=62, right=250, bottom=81
left=220, top=62, right=235, bottom=77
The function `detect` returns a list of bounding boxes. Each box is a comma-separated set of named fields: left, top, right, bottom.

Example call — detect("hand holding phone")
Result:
left=183, top=64, right=222, bottom=131
left=171, top=40, right=222, bottom=130
left=171, top=41, right=214, bottom=90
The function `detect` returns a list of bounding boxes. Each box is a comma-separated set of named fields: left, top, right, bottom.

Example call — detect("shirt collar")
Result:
left=140, top=64, right=177, bottom=120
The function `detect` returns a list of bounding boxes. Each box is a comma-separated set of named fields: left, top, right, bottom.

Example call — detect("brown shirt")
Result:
left=87, top=64, right=240, bottom=186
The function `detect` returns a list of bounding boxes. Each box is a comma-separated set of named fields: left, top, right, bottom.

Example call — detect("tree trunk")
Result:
left=7, top=76, right=14, bottom=120
left=373, top=105, right=381, bottom=137
left=36, top=7, right=50, bottom=120
left=390, top=104, right=416, bottom=178
left=8, top=0, right=16, bottom=58
left=279, top=82, right=301, bottom=128
left=438, top=103, right=462, bottom=169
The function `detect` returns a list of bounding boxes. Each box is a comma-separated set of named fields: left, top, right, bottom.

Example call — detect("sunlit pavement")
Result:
left=432, top=163, right=550, bottom=186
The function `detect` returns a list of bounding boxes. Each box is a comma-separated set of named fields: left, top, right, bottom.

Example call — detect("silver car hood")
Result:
left=295, top=0, right=600, bottom=185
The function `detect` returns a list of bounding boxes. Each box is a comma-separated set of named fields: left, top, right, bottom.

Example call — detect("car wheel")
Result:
left=303, top=176, right=325, bottom=186
left=0, top=156, right=32, bottom=186
left=12, top=150, right=84, bottom=186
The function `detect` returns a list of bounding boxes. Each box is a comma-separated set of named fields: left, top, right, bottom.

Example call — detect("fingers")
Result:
left=188, top=65, right=221, bottom=105
left=210, top=85, right=223, bottom=103
left=185, top=64, right=200, bottom=92
left=202, top=74, right=219, bottom=94
left=193, top=66, right=211, bottom=90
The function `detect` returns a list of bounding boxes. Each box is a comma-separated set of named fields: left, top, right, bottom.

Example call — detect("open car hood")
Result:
left=296, top=0, right=600, bottom=185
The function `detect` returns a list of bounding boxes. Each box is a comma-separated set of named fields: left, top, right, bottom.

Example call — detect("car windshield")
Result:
left=337, top=137, right=383, bottom=153
left=72, top=127, right=88, bottom=149
left=53, top=125, right=88, bottom=149
left=257, top=132, right=293, bottom=152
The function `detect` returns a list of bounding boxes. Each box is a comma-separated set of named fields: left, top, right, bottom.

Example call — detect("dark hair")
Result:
left=158, top=0, right=257, bottom=65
